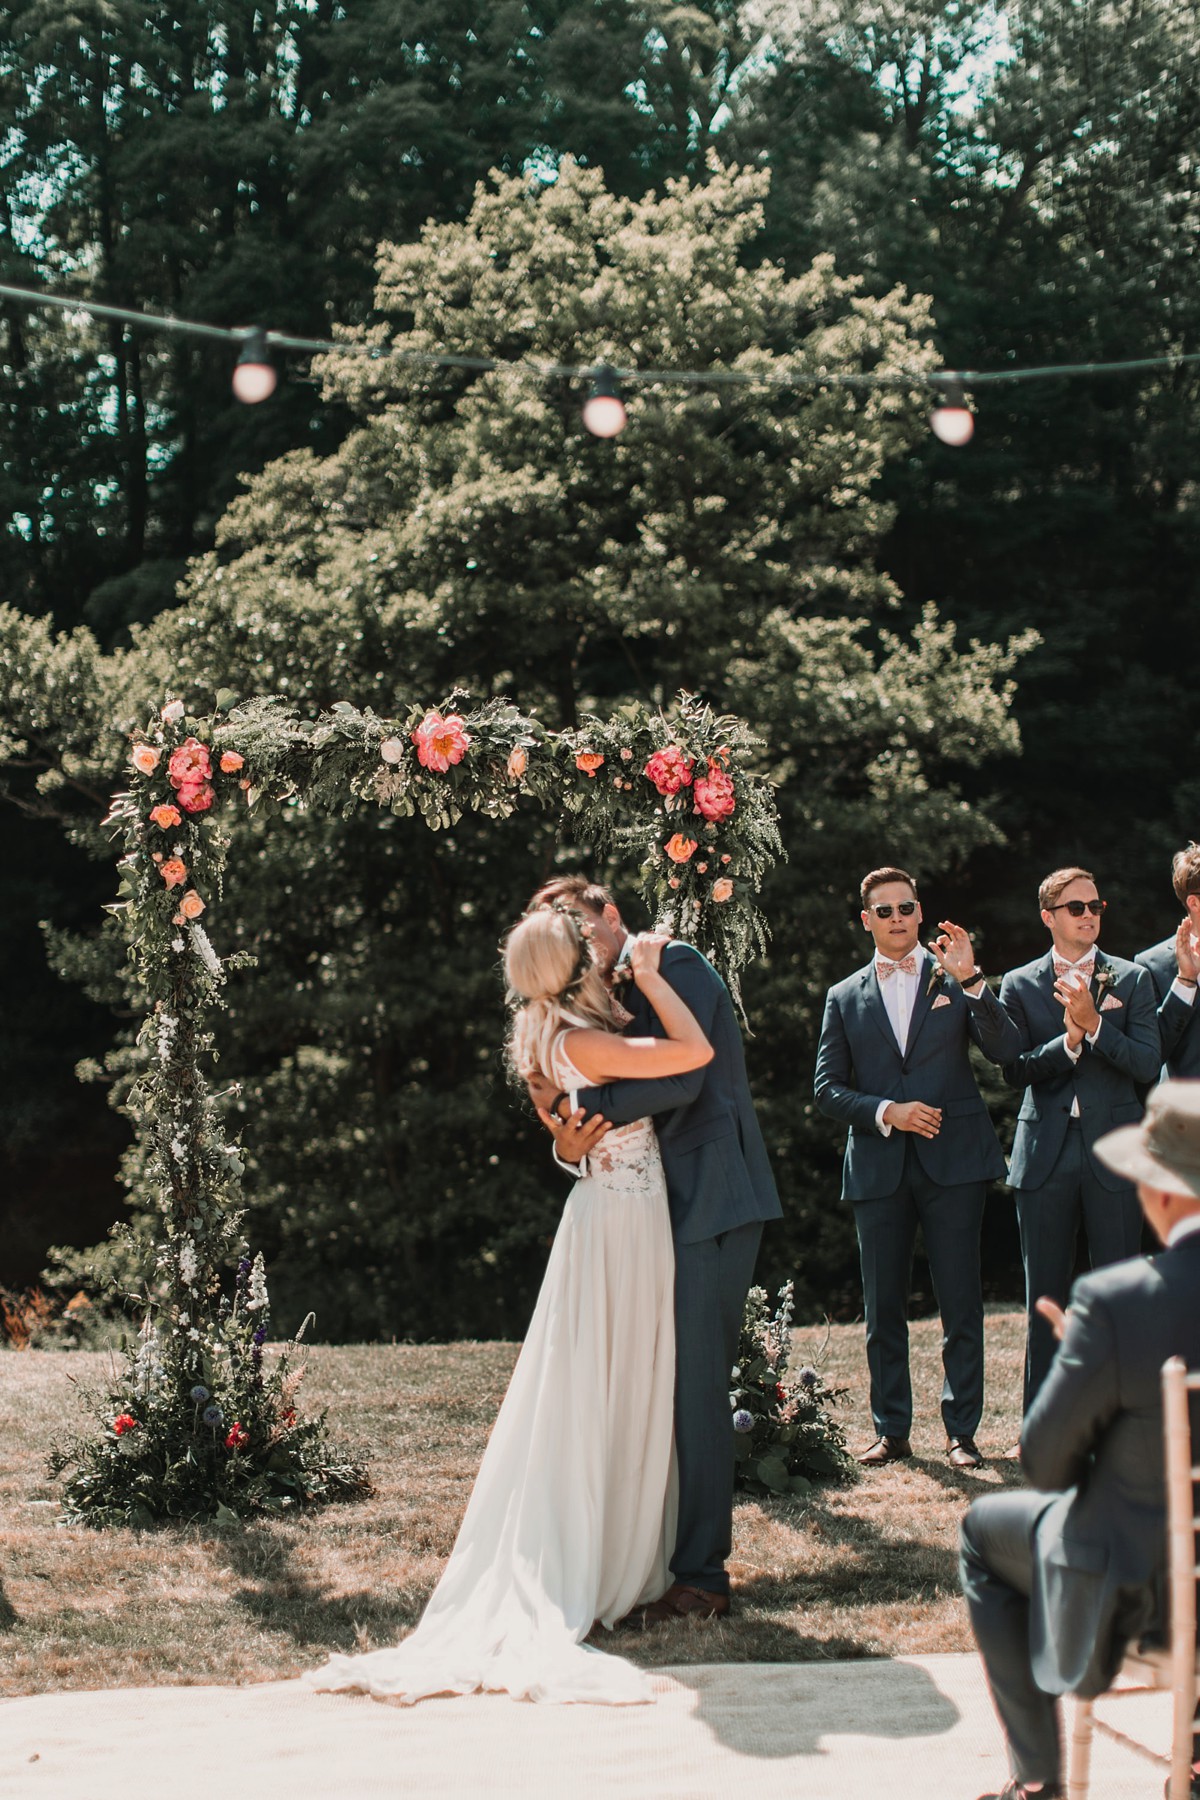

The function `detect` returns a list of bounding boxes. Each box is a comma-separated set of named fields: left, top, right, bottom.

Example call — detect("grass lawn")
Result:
left=0, top=1311, right=1027, bottom=1695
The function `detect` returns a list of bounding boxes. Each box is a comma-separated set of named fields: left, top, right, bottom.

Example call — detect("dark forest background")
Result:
left=2, top=0, right=1198, bottom=1339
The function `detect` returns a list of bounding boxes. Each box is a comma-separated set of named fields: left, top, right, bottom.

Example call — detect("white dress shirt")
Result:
left=874, top=948, right=926, bottom=1136
left=1058, top=952, right=1103, bottom=1117
left=1167, top=1212, right=1200, bottom=1248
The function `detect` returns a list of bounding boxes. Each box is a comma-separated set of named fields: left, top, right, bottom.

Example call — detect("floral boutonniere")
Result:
left=925, top=958, right=947, bottom=998
left=1093, top=964, right=1116, bottom=996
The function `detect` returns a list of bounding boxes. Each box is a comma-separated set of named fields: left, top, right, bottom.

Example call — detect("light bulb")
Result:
left=930, top=379, right=974, bottom=446
left=582, top=365, right=626, bottom=438
left=232, top=329, right=277, bottom=404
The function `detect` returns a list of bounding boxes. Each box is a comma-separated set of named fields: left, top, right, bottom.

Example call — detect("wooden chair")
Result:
left=1068, top=1356, right=1200, bottom=1800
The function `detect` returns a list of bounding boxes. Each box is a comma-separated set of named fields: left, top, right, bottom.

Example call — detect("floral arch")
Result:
left=53, top=690, right=781, bottom=1525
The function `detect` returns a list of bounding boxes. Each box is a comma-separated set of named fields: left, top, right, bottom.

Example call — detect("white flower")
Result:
left=134, top=1317, right=162, bottom=1397
left=170, top=1134, right=187, bottom=1164
left=246, top=1251, right=269, bottom=1313
left=189, top=922, right=222, bottom=977
left=160, top=699, right=185, bottom=724
left=178, top=1239, right=199, bottom=1287
left=379, top=736, right=406, bottom=764
left=156, top=1012, right=177, bottom=1063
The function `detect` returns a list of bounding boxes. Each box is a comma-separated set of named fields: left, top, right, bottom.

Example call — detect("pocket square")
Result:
left=1100, top=993, right=1123, bottom=1011
left=931, top=993, right=953, bottom=1009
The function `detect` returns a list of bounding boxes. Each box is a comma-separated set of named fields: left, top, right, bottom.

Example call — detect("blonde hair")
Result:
left=504, top=908, right=618, bottom=1080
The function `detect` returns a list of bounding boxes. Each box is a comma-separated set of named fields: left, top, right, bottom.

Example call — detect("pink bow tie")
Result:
left=876, top=954, right=917, bottom=980
left=1054, top=955, right=1095, bottom=982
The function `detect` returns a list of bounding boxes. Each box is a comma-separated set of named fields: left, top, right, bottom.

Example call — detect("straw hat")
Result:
left=1094, top=1079, right=1200, bottom=1199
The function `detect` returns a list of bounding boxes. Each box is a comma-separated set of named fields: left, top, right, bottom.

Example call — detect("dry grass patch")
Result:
left=0, top=1313, right=1027, bottom=1693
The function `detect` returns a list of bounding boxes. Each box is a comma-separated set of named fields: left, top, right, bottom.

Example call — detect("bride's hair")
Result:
left=504, top=906, right=618, bottom=1080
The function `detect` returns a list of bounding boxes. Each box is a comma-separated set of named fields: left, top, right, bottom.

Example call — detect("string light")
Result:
left=581, top=366, right=627, bottom=437
left=930, top=379, right=975, bottom=446
left=231, top=328, right=276, bottom=404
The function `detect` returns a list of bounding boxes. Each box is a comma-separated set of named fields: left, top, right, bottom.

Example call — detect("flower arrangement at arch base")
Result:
left=730, top=1283, right=858, bottom=1500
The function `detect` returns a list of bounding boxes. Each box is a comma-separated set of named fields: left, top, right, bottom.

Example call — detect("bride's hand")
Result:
left=630, top=931, right=672, bottom=981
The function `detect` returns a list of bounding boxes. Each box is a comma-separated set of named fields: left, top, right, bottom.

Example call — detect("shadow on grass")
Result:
left=911, top=1453, right=1028, bottom=1500
left=0, top=1579, right=18, bottom=1630
left=214, top=1523, right=426, bottom=1655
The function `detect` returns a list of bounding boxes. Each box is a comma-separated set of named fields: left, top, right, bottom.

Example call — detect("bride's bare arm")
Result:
left=562, top=933, right=714, bottom=1082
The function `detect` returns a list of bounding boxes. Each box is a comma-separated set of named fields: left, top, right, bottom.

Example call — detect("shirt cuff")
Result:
left=553, top=1144, right=588, bottom=1180
left=1063, top=1032, right=1083, bottom=1063
left=875, top=1098, right=893, bottom=1137
left=1086, top=1020, right=1101, bottom=1046
left=1171, top=978, right=1198, bottom=1006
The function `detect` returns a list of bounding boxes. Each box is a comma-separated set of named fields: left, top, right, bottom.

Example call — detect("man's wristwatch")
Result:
left=1177, top=976, right=1198, bottom=988
left=959, top=967, right=986, bottom=989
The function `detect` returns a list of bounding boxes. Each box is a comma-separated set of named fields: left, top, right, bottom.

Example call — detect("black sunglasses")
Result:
left=1047, top=899, right=1106, bottom=917
left=867, top=901, right=918, bottom=919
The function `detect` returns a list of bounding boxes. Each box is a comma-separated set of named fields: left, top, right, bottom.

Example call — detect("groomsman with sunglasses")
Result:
left=1135, top=842, right=1200, bottom=1080
left=1000, top=866, right=1160, bottom=1411
left=815, top=866, right=1021, bottom=1469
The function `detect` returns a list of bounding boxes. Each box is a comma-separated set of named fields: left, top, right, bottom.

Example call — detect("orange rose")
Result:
left=575, top=752, right=605, bottom=778
left=178, top=889, right=206, bottom=920
left=219, top=750, right=244, bottom=773
left=131, top=743, right=160, bottom=775
left=712, top=877, right=734, bottom=903
left=149, top=804, right=182, bottom=830
left=665, top=833, right=698, bottom=864
left=507, top=745, right=527, bottom=779
left=159, top=858, right=188, bottom=889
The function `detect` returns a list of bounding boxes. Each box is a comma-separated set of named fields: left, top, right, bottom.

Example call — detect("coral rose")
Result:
left=507, top=745, right=527, bottom=779
left=176, top=780, right=215, bottom=814
left=411, top=711, right=471, bottom=773
left=168, top=737, right=212, bottom=789
left=131, top=743, right=160, bottom=775
left=693, top=762, right=736, bottom=823
left=219, top=750, right=244, bottom=773
left=177, top=889, right=205, bottom=920
left=665, top=833, right=698, bottom=864
left=644, top=745, right=694, bottom=796
left=712, top=877, right=734, bottom=903
left=149, top=803, right=183, bottom=830
left=159, top=858, right=188, bottom=889
left=574, top=751, right=605, bottom=778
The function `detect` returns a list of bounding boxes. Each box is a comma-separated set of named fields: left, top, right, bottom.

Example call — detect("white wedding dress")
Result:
left=307, top=1035, right=677, bottom=1706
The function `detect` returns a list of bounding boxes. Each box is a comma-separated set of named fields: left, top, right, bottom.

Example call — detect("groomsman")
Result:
left=1135, top=841, right=1200, bottom=1079
left=814, top=866, right=1020, bottom=1469
left=999, top=866, right=1160, bottom=1411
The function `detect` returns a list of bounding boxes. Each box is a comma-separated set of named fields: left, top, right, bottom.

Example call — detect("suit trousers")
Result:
left=852, top=1140, right=986, bottom=1441
left=959, top=1490, right=1061, bottom=1787
left=671, top=1220, right=763, bottom=1595
left=1015, top=1123, right=1143, bottom=1412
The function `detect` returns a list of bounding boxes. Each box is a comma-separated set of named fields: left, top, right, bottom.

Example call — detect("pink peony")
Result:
left=665, top=833, right=698, bottom=864
left=177, top=889, right=205, bottom=920
left=219, top=750, right=244, bottom=773
left=149, top=803, right=182, bottom=830
left=159, top=858, right=188, bottom=890
left=176, top=781, right=215, bottom=814
left=644, top=745, right=694, bottom=797
left=168, top=737, right=212, bottom=790
left=574, top=751, right=605, bottom=778
left=411, top=711, right=471, bottom=773
left=712, top=877, right=734, bottom=903
left=693, top=761, right=736, bottom=823
left=131, top=743, right=160, bottom=775
left=507, top=745, right=527, bottom=779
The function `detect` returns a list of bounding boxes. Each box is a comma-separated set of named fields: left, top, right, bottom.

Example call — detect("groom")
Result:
left=525, top=875, right=782, bottom=1622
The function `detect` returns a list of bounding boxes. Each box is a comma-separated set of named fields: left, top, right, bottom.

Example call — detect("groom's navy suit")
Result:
left=571, top=941, right=781, bottom=1596
left=814, top=951, right=1020, bottom=1442
left=999, top=949, right=1160, bottom=1408
left=1135, top=936, right=1200, bottom=1078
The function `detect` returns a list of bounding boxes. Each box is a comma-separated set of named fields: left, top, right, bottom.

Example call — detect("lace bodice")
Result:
left=551, top=1033, right=665, bottom=1200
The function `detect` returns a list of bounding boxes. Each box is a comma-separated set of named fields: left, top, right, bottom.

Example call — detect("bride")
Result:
left=307, top=904, right=713, bottom=1706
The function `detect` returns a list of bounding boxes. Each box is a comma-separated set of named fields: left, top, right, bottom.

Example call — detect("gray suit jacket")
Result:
left=814, top=951, right=1020, bottom=1201
left=1000, top=950, right=1161, bottom=1191
left=1135, top=936, right=1200, bottom=1079
left=575, top=941, right=782, bottom=1246
left=1021, top=1231, right=1200, bottom=1696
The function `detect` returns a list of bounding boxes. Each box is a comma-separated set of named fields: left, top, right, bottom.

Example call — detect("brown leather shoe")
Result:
left=947, top=1436, right=984, bottom=1469
left=856, top=1434, right=912, bottom=1466
left=626, top=1582, right=731, bottom=1627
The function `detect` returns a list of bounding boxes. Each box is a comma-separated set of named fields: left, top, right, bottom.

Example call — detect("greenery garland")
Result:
left=52, top=687, right=782, bottom=1524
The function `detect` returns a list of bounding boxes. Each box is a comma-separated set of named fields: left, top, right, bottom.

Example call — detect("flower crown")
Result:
left=519, top=899, right=596, bottom=1002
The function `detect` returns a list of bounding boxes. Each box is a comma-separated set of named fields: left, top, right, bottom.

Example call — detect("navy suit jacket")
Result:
left=1135, top=936, right=1200, bottom=1079
left=574, top=941, right=782, bottom=1246
left=813, top=951, right=1020, bottom=1202
left=1020, top=1231, right=1200, bottom=1696
left=1000, top=950, right=1160, bottom=1192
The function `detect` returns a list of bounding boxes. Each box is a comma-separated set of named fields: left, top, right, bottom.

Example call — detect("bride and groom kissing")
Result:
left=308, top=873, right=781, bottom=1706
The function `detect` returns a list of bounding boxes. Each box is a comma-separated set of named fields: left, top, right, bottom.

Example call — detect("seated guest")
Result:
left=999, top=866, right=1160, bottom=1411
left=959, top=1078, right=1200, bottom=1800
left=814, top=866, right=1020, bottom=1468
left=1136, top=842, right=1200, bottom=1078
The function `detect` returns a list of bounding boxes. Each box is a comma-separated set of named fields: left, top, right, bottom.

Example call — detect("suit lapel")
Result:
left=901, top=951, right=937, bottom=1056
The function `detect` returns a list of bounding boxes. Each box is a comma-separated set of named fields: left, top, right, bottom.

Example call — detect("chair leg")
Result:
left=1068, top=1697, right=1095, bottom=1800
